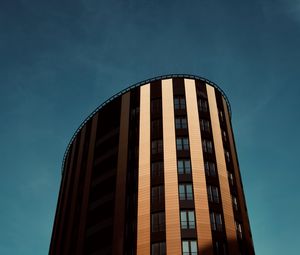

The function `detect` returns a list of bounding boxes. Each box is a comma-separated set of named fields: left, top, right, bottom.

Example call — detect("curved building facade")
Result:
left=49, top=75, right=255, bottom=255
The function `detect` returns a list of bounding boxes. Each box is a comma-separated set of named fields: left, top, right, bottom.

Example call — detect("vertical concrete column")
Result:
left=185, top=79, right=213, bottom=255
left=113, top=92, right=131, bottom=255
left=64, top=127, right=86, bottom=254
left=137, top=84, right=151, bottom=255
left=55, top=137, right=77, bottom=253
left=76, top=113, right=99, bottom=255
left=162, top=79, right=182, bottom=254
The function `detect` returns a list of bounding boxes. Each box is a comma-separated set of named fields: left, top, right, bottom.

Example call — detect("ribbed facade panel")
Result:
left=77, top=113, right=98, bottom=254
left=113, top=92, right=131, bottom=255
left=185, top=79, right=213, bottom=254
left=162, top=79, right=181, bottom=254
left=64, top=126, right=86, bottom=254
left=137, top=84, right=151, bottom=254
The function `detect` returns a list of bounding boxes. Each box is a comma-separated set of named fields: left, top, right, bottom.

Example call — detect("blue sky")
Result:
left=0, top=0, right=299, bottom=254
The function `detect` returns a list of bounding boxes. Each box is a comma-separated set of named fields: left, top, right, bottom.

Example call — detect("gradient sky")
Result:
left=0, top=0, right=299, bottom=254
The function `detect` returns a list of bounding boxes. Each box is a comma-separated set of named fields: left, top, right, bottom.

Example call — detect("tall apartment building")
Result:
left=49, top=75, right=255, bottom=255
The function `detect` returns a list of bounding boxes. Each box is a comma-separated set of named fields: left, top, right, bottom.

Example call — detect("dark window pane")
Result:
left=151, top=162, right=164, bottom=179
left=198, top=99, right=208, bottom=112
left=175, top=117, right=188, bottom=129
left=152, top=140, right=163, bottom=154
left=151, top=212, right=165, bottom=232
left=174, top=96, right=186, bottom=110
left=152, top=242, right=166, bottom=255
left=177, top=159, right=191, bottom=175
left=179, top=184, right=193, bottom=201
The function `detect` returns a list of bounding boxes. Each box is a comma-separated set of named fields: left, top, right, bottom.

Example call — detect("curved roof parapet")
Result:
left=61, top=74, right=231, bottom=174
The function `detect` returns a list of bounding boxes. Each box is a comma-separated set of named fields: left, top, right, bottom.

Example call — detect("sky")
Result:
left=0, top=0, right=299, bottom=254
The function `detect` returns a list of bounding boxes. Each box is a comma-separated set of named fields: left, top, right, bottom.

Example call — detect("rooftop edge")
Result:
left=61, top=74, right=232, bottom=174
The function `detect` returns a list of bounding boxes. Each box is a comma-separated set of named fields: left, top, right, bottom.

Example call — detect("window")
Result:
left=178, top=159, right=191, bottom=175
left=151, top=162, right=164, bottom=179
left=176, top=117, right=188, bottom=129
left=180, top=210, right=195, bottom=229
left=207, top=185, right=220, bottom=203
left=182, top=240, right=198, bottom=255
left=235, top=222, right=243, bottom=239
left=219, top=110, right=224, bottom=122
left=232, top=195, right=238, bottom=211
left=222, top=130, right=227, bottom=142
left=198, top=91, right=207, bottom=98
left=225, top=150, right=230, bottom=162
left=151, top=186, right=164, bottom=206
left=200, top=119, right=210, bottom=133
left=131, top=107, right=140, bottom=119
left=152, top=242, right=166, bottom=255
left=177, top=137, right=189, bottom=151
left=151, top=99, right=162, bottom=114
left=179, top=184, right=193, bottom=200
left=227, top=171, right=234, bottom=186
left=174, top=96, right=186, bottom=110
left=205, top=161, right=216, bottom=177
left=151, top=119, right=162, bottom=134
left=210, top=212, right=223, bottom=231
left=152, top=140, right=163, bottom=154
left=151, top=212, right=165, bottom=232
left=215, top=241, right=227, bottom=255
left=198, top=98, right=208, bottom=112
left=202, top=139, right=213, bottom=153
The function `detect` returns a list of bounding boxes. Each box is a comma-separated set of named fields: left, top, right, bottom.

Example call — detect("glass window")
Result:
left=210, top=212, right=223, bottom=231
left=130, top=107, right=140, bottom=119
left=151, top=186, right=164, bottom=206
left=227, top=171, right=234, bottom=185
left=200, top=119, right=210, bottom=133
left=205, top=161, right=216, bottom=177
left=152, top=241, right=166, bottom=255
left=202, top=139, right=213, bottom=153
left=151, top=119, right=162, bottom=134
left=219, top=110, right=224, bottom=122
left=152, top=140, right=163, bottom=154
left=151, top=98, right=162, bottom=114
left=232, top=195, right=238, bottom=211
left=180, top=210, right=195, bottom=229
left=182, top=240, right=198, bottom=255
left=207, top=185, right=220, bottom=203
left=215, top=241, right=227, bottom=255
left=182, top=241, right=189, bottom=254
left=174, top=96, right=186, bottom=110
left=179, top=185, right=185, bottom=200
left=177, top=137, right=189, bottom=151
left=222, top=130, right=227, bottom=142
left=179, top=184, right=193, bottom=200
left=225, top=150, right=230, bottom=162
left=151, top=162, right=164, bottom=179
left=198, top=99, right=208, bottom=112
left=177, top=159, right=191, bottom=175
left=176, top=117, right=188, bottom=129
left=151, top=212, right=165, bottom=232
left=235, top=221, right=243, bottom=239
left=216, top=214, right=222, bottom=230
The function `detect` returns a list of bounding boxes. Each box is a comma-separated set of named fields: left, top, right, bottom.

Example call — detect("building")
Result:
left=49, top=74, right=255, bottom=255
